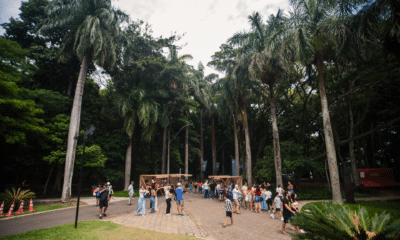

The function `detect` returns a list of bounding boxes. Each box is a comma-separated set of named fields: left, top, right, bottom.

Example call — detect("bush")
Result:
left=292, top=201, right=400, bottom=239
left=296, top=188, right=332, bottom=200
left=4, top=188, right=35, bottom=210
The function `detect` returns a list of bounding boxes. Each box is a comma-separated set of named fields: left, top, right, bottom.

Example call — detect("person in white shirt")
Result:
left=136, top=185, right=148, bottom=216
left=232, top=185, right=241, bottom=214
left=271, top=192, right=283, bottom=220
left=276, top=184, right=283, bottom=198
left=164, top=186, right=172, bottom=215
left=128, top=181, right=134, bottom=205
left=203, top=180, right=209, bottom=198
left=265, top=188, right=272, bottom=212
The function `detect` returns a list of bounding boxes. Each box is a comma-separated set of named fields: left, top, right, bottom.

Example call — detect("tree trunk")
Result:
left=233, top=114, right=239, bottom=176
left=371, top=122, right=376, bottom=167
left=200, top=109, right=204, bottom=181
left=61, top=53, right=90, bottom=202
left=211, top=116, right=217, bottom=175
left=239, top=125, right=246, bottom=179
left=269, top=84, right=283, bottom=188
left=348, top=101, right=360, bottom=188
left=161, top=126, right=167, bottom=174
left=124, top=137, right=133, bottom=191
left=316, top=57, right=343, bottom=204
left=43, top=165, right=54, bottom=195
left=242, top=103, right=252, bottom=186
left=185, top=113, right=189, bottom=178
left=53, top=163, right=63, bottom=192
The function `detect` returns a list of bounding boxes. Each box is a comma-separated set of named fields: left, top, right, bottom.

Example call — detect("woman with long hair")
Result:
left=245, top=187, right=253, bottom=211
left=254, top=186, right=262, bottom=213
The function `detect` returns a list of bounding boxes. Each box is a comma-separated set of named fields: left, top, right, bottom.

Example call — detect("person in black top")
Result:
left=209, top=182, right=216, bottom=199
left=282, top=192, right=299, bottom=235
left=98, top=183, right=109, bottom=219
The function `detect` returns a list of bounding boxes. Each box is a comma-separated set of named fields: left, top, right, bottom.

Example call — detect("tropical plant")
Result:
left=38, top=0, right=128, bottom=201
left=291, top=201, right=400, bottom=239
left=5, top=188, right=36, bottom=207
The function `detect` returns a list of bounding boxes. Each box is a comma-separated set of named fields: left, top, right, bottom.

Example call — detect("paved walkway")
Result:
left=2, top=193, right=399, bottom=239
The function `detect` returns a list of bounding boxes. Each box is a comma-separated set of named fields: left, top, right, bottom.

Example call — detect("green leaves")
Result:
left=292, top=201, right=400, bottom=240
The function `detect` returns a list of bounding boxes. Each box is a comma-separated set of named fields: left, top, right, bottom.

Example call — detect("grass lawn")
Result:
left=295, top=187, right=382, bottom=200
left=1, top=220, right=198, bottom=240
left=302, top=201, right=400, bottom=224
left=84, top=189, right=139, bottom=198
left=0, top=202, right=85, bottom=219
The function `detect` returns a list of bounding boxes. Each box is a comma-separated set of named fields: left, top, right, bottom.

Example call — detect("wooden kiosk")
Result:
left=139, top=174, right=193, bottom=189
left=208, top=175, right=243, bottom=188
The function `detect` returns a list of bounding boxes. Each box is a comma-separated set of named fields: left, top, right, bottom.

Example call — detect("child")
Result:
left=271, top=192, right=284, bottom=221
left=221, top=194, right=233, bottom=227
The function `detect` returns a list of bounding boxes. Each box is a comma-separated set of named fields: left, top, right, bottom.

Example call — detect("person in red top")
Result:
left=198, top=182, right=203, bottom=194
left=254, top=186, right=262, bottom=213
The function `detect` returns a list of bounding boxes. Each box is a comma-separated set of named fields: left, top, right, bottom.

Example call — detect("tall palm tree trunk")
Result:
left=233, top=114, right=239, bottom=176
left=61, top=53, right=90, bottom=202
left=269, top=84, right=283, bottom=188
left=316, top=57, right=343, bottom=204
left=242, top=103, right=252, bottom=186
left=124, top=137, right=132, bottom=190
left=200, top=109, right=204, bottom=181
left=161, top=126, right=167, bottom=174
left=211, top=116, right=217, bottom=175
left=185, top=113, right=189, bottom=178
left=349, top=101, right=360, bottom=188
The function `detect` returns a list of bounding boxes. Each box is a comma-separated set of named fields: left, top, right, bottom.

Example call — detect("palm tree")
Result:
left=208, top=44, right=255, bottom=185
left=38, top=0, right=128, bottom=202
left=229, top=11, right=287, bottom=188
left=272, top=0, right=363, bottom=204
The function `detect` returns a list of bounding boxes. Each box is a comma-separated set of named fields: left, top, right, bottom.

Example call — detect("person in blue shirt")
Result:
left=175, top=183, right=185, bottom=216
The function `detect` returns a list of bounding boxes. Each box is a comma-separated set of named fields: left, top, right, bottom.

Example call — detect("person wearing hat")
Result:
left=175, top=183, right=185, bottom=216
left=106, top=182, right=114, bottom=202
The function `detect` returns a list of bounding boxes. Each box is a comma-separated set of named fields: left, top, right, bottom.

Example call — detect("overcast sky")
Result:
left=1, top=0, right=290, bottom=77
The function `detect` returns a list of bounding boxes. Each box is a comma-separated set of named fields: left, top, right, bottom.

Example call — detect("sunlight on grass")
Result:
left=2, top=220, right=198, bottom=240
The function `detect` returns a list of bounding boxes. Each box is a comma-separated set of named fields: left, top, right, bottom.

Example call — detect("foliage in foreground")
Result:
left=4, top=188, right=35, bottom=209
left=292, top=201, right=400, bottom=239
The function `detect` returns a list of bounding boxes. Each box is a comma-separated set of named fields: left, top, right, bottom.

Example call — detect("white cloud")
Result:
left=1, top=0, right=291, bottom=78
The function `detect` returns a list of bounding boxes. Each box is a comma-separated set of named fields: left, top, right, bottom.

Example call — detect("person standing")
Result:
left=136, top=185, right=147, bottom=216
left=94, top=184, right=102, bottom=207
left=216, top=181, right=221, bottom=199
left=198, top=182, right=203, bottom=194
left=106, top=182, right=114, bottom=203
left=175, top=183, right=185, bottom=216
left=165, top=186, right=172, bottom=215
left=221, top=194, right=233, bottom=228
left=282, top=192, right=299, bottom=235
left=219, top=184, right=225, bottom=202
left=233, top=185, right=241, bottom=214
left=254, top=186, right=262, bottom=213
left=203, top=180, right=209, bottom=198
left=288, top=181, right=294, bottom=195
left=150, top=184, right=156, bottom=213
left=276, top=184, right=283, bottom=198
left=128, top=181, right=134, bottom=205
left=98, top=183, right=109, bottom=219
left=194, top=181, right=198, bottom=193
left=265, top=188, right=273, bottom=212
left=209, top=181, right=216, bottom=199
left=271, top=192, right=283, bottom=221
left=190, top=181, right=193, bottom=193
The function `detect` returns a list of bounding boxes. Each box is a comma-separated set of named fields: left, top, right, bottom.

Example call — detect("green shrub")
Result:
left=4, top=188, right=35, bottom=209
left=292, top=201, right=400, bottom=239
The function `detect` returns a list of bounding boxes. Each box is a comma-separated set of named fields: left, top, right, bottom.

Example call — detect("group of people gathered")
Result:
left=122, top=178, right=303, bottom=235
left=190, top=180, right=303, bottom=235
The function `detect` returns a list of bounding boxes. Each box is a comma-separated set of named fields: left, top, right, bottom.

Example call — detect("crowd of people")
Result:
left=94, top=178, right=303, bottom=235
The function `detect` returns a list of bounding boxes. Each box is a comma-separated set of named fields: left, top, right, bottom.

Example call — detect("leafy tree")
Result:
left=38, top=0, right=128, bottom=201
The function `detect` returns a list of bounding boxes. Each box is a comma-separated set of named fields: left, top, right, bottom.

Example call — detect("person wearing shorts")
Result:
left=175, top=183, right=185, bottom=216
left=271, top=192, right=283, bottom=220
left=254, top=186, right=262, bottom=213
left=232, top=185, right=241, bottom=214
left=98, top=183, right=109, bottom=219
left=246, top=188, right=253, bottom=211
left=282, top=192, right=299, bottom=235
left=221, top=195, right=233, bottom=227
